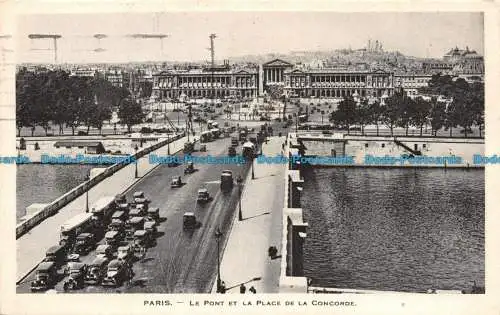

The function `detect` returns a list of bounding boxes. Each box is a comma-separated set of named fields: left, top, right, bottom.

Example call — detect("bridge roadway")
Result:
left=17, top=135, right=252, bottom=293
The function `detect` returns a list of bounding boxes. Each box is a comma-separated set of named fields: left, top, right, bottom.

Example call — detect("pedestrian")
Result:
left=249, top=286, right=256, bottom=294
left=240, top=283, right=246, bottom=294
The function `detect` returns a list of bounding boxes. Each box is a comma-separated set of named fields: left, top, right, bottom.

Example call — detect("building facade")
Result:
left=443, top=47, right=484, bottom=75
left=152, top=59, right=396, bottom=101
left=263, top=59, right=395, bottom=99
left=394, top=74, right=433, bottom=97
left=152, top=67, right=259, bottom=100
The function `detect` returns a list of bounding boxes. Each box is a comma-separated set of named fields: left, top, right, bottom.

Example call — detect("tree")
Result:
left=429, top=99, right=446, bottom=136
left=118, top=98, right=145, bottom=133
left=357, top=99, right=371, bottom=135
left=445, top=101, right=460, bottom=137
left=368, top=100, right=383, bottom=136
left=330, top=97, right=356, bottom=134
left=411, top=97, right=431, bottom=136
left=381, top=91, right=403, bottom=136
left=398, top=96, right=416, bottom=136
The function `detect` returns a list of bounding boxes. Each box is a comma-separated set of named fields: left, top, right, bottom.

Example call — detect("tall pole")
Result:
left=215, top=227, right=223, bottom=292
left=251, top=158, right=255, bottom=180
left=53, top=37, right=58, bottom=63
left=210, top=34, right=216, bottom=111
left=85, top=173, right=90, bottom=212
left=134, top=145, right=139, bottom=178
left=167, top=132, right=171, bottom=155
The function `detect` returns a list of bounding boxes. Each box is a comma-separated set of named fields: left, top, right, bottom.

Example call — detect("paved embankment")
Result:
left=212, top=136, right=286, bottom=293
left=293, top=133, right=485, bottom=168
left=16, top=135, right=190, bottom=283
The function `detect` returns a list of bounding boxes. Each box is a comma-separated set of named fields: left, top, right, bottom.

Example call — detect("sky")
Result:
left=15, top=12, right=484, bottom=63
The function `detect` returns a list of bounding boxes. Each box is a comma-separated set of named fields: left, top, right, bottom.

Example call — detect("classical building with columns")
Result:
left=152, top=66, right=259, bottom=100
left=152, top=59, right=395, bottom=101
left=263, top=59, right=395, bottom=99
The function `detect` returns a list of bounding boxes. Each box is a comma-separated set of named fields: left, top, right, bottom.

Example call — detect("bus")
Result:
left=90, top=196, right=116, bottom=227
left=200, top=131, right=213, bottom=143
left=210, top=128, right=221, bottom=139
left=60, top=213, right=95, bottom=248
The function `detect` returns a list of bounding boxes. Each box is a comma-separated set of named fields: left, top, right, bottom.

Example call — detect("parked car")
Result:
left=143, top=221, right=158, bottom=235
left=184, top=162, right=195, bottom=174
left=42, top=245, right=67, bottom=266
left=74, top=233, right=96, bottom=255
left=197, top=188, right=211, bottom=203
left=102, top=259, right=128, bottom=287
left=146, top=207, right=160, bottom=222
left=95, top=244, right=113, bottom=260
left=63, top=262, right=87, bottom=291
left=171, top=176, right=182, bottom=188
left=31, top=262, right=57, bottom=292
left=133, top=191, right=148, bottom=204
left=117, top=245, right=133, bottom=264
left=183, top=212, right=196, bottom=229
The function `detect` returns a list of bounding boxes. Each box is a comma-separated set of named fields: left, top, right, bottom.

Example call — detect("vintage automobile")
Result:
left=84, top=257, right=109, bottom=285
left=104, top=231, right=123, bottom=251
left=196, top=188, right=211, bottom=203
left=184, top=161, right=195, bottom=174
left=42, top=245, right=66, bottom=266
left=183, top=141, right=194, bottom=154
left=143, top=221, right=157, bottom=235
left=146, top=207, right=160, bottom=222
left=171, top=175, right=183, bottom=188
left=133, top=191, right=148, bottom=204
left=183, top=212, right=196, bottom=229
left=31, top=262, right=57, bottom=292
left=130, top=203, right=147, bottom=216
left=108, top=218, right=125, bottom=233
left=115, top=194, right=126, bottom=204
left=102, top=259, right=128, bottom=287
left=125, top=217, right=145, bottom=240
left=111, top=210, right=127, bottom=222
left=133, top=230, right=152, bottom=251
left=117, top=245, right=133, bottom=263
left=220, top=170, right=234, bottom=191
left=117, top=202, right=130, bottom=213
left=95, top=244, right=113, bottom=259
left=63, top=262, right=87, bottom=291
left=73, top=233, right=96, bottom=255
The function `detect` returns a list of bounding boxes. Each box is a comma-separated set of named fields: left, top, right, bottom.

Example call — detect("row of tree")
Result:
left=330, top=75, right=484, bottom=137
left=16, top=68, right=145, bottom=136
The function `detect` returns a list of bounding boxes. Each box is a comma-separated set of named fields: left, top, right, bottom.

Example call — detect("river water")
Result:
left=16, top=164, right=94, bottom=221
left=301, top=167, right=484, bottom=292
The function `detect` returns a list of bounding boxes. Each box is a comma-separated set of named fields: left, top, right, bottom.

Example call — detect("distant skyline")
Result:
left=16, top=12, right=484, bottom=64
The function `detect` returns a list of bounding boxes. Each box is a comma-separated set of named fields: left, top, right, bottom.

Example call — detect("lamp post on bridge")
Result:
left=237, top=175, right=243, bottom=221
left=134, top=145, right=139, bottom=178
left=215, top=227, right=224, bottom=292
left=85, top=172, right=90, bottom=213
left=167, top=132, right=171, bottom=155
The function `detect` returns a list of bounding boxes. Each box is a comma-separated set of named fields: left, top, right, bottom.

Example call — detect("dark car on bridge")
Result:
left=183, top=212, right=197, bottom=229
left=171, top=175, right=183, bottom=188
left=31, top=262, right=57, bottom=292
left=220, top=170, right=234, bottom=191
left=102, top=259, right=128, bottom=287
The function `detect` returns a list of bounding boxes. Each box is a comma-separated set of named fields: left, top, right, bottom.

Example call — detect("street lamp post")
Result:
left=237, top=175, right=243, bottom=221
left=85, top=172, right=90, bottom=212
left=167, top=132, right=171, bottom=155
left=251, top=157, right=255, bottom=180
left=215, top=228, right=223, bottom=292
left=134, top=145, right=139, bottom=178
